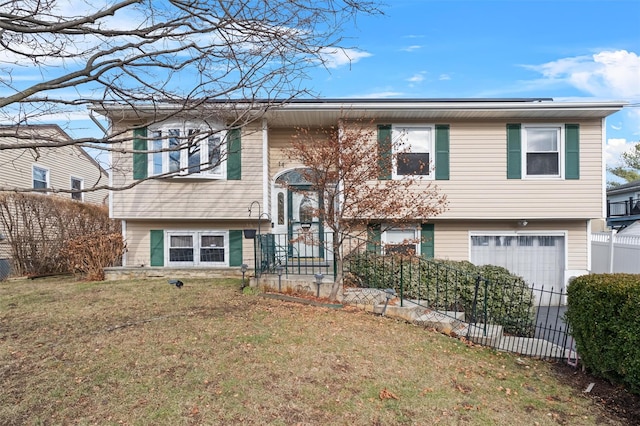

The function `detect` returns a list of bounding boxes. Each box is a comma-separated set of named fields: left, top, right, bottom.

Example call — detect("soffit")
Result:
left=264, top=101, right=626, bottom=127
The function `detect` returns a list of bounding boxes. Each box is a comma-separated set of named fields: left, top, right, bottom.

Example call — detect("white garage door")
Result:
left=470, top=234, right=565, bottom=305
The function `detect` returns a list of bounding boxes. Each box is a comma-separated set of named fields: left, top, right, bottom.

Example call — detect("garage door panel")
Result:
left=470, top=235, right=565, bottom=305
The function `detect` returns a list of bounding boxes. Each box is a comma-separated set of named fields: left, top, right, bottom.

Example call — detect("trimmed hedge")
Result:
left=345, top=252, right=535, bottom=336
left=565, top=273, right=640, bottom=395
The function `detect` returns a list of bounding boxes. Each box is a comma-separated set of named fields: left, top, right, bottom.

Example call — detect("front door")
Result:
left=289, top=189, right=322, bottom=258
left=273, top=186, right=324, bottom=260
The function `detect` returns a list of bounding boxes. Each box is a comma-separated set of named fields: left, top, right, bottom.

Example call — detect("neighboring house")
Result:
left=99, top=98, right=624, bottom=300
left=606, top=179, right=640, bottom=230
left=0, top=125, right=109, bottom=204
left=0, top=125, right=110, bottom=260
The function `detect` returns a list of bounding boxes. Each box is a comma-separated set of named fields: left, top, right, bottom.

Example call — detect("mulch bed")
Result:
left=550, top=361, right=640, bottom=425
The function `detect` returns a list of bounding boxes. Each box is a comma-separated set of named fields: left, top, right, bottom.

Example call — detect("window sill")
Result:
left=155, top=174, right=226, bottom=181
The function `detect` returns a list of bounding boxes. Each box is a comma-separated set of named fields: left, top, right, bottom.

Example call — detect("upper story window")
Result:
left=33, top=165, right=49, bottom=190
left=523, top=125, right=562, bottom=178
left=392, top=125, right=434, bottom=179
left=71, top=177, right=83, bottom=201
left=148, top=121, right=225, bottom=178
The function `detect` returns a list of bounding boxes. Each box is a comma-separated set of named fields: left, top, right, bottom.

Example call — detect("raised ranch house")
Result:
left=98, top=98, right=624, bottom=304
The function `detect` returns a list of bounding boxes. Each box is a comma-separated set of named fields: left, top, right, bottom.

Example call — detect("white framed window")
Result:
left=382, top=225, right=420, bottom=255
left=166, top=230, right=228, bottom=266
left=32, top=165, right=49, bottom=190
left=149, top=121, right=226, bottom=178
left=523, top=125, right=563, bottom=178
left=392, top=125, right=434, bottom=179
left=71, top=177, right=83, bottom=201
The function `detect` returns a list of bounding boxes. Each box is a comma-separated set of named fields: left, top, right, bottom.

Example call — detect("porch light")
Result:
left=314, top=273, right=324, bottom=298
left=276, top=265, right=284, bottom=292
left=518, top=220, right=528, bottom=227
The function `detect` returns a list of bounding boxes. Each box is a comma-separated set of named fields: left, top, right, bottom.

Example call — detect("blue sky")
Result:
left=4, top=0, right=639, bottom=172
left=303, top=0, right=640, bottom=170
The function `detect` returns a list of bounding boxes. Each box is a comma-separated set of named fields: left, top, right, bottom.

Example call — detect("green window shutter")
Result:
left=229, top=230, right=243, bottom=266
left=133, top=127, right=148, bottom=180
left=435, top=125, right=450, bottom=180
left=565, top=124, right=580, bottom=180
left=506, top=124, right=522, bottom=179
left=149, top=230, right=164, bottom=266
left=227, top=128, right=241, bottom=180
left=366, top=224, right=381, bottom=254
left=420, top=223, right=434, bottom=259
left=377, top=125, right=392, bottom=180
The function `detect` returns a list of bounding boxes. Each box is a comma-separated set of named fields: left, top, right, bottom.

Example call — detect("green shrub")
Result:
left=344, top=253, right=535, bottom=336
left=565, top=273, right=640, bottom=395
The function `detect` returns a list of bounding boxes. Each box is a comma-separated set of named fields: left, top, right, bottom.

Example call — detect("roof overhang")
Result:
left=93, top=98, right=627, bottom=127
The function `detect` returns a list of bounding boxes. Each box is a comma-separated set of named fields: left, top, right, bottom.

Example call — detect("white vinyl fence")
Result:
left=591, top=231, right=640, bottom=273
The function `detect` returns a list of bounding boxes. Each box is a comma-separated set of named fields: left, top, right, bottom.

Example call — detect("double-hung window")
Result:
left=523, top=125, right=562, bottom=178
left=71, top=177, right=83, bottom=201
left=149, top=122, right=225, bottom=178
left=33, top=165, right=49, bottom=190
left=392, top=125, right=434, bottom=178
left=167, top=231, right=228, bottom=266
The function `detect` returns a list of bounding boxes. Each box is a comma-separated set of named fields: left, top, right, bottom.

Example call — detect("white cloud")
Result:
left=524, top=50, right=640, bottom=99
left=319, top=48, right=372, bottom=69
left=605, top=138, right=636, bottom=167
left=401, top=45, right=422, bottom=52
left=439, top=74, right=451, bottom=81
left=407, top=73, right=425, bottom=83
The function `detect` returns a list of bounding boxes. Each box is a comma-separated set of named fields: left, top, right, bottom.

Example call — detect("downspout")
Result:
left=262, top=118, right=269, bottom=222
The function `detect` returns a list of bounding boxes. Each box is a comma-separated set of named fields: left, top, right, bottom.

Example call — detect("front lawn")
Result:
left=0, top=277, right=622, bottom=425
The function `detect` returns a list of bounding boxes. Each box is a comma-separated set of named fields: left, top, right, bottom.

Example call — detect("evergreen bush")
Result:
left=345, top=253, right=535, bottom=336
left=565, top=273, right=640, bottom=394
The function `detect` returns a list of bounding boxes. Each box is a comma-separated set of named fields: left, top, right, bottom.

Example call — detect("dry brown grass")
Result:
left=0, top=277, right=622, bottom=425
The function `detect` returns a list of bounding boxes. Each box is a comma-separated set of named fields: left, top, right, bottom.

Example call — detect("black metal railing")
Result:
left=253, top=231, right=573, bottom=360
left=342, top=248, right=573, bottom=360
left=253, top=232, right=335, bottom=277
left=608, top=196, right=640, bottom=217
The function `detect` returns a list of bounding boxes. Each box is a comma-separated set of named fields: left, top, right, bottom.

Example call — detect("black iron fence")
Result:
left=608, top=196, right=640, bottom=217
left=254, top=232, right=335, bottom=277
left=253, top=231, right=574, bottom=360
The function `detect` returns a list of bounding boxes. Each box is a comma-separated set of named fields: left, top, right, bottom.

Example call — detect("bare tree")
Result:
left=0, top=0, right=381, bottom=193
left=285, top=118, right=448, bottom=300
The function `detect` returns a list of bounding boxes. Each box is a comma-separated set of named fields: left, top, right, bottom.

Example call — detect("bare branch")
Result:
left=0, top=0, right=382, bottom=193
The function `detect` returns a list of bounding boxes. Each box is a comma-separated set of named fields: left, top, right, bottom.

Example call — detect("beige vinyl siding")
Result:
left=335, top=119, right=603, bottom=221
left=267, top=127, right=310, bottom=179
left=111, top=123, right=264, bottom=220
left=436, top=120, right=603, bottom=220
left=432, top=220, right=589, bottom=271
left=125, top=220, right=254, bottom=267
left=0, top=126, right=108, bottom=204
